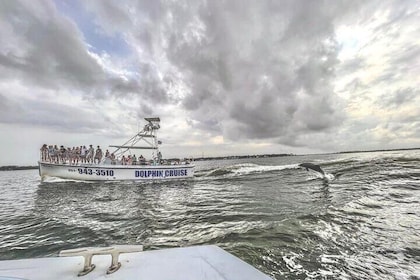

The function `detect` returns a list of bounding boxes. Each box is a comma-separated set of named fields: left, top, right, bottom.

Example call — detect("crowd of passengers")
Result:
left=40, top=144, right=149, bottom=165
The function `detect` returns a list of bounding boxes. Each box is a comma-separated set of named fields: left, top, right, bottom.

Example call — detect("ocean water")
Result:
left=0, top=150, right=419, bottom=279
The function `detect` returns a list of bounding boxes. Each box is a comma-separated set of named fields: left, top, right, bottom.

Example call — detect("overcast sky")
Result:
left=0, top=0, right=419, bottom=165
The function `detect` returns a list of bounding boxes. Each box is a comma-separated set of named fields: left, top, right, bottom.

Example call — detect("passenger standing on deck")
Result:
left=63, top=147, right=69, bottom=163
left=87, top=145, right=94, bottom=163
left=132, top=154, right=137, bottom=165
left=40, top=144, right=48, bottom=161
left=66, top=148, right=72, bottom=164
left=139, top=155, right=145, bottom=165
left=94, top=146, right=103, bottom=164
left=53, top=145, right=59, bottom=163
left=80, top=146, right=87, bottom=163
left=59, top=145, right=66, bottom=163
left=75, top=146, right=81, bottom=164
left=71, top=147, right=77, bottom=164
left=47, top=145, right=54, bottom=162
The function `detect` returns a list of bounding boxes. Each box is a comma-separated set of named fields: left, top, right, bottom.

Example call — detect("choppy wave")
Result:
left=0, top=150, right=419, bottom=279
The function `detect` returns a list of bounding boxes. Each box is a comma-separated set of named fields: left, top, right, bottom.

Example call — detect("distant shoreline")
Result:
left=193, top=147, right=419, bottom=161
left=333, top=147, right=420, bottom=154
left=0, top=166, right=38, bottom=171
left=1, top=147, right=418, bottom=171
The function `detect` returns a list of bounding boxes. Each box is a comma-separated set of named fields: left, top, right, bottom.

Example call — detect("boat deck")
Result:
left=0, top=245, right=271, bottom=280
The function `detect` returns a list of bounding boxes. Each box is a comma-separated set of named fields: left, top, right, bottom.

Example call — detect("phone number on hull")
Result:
left=76, top=168, right=114, bottom=176
left=69, top=168, right=188, bottom=178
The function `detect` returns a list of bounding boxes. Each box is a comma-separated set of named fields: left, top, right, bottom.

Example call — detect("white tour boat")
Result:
left=38, top=118, right=194, bottom=181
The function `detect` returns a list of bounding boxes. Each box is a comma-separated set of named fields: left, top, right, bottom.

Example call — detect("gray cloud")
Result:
left=378, top=87, right=419, bottom=109
left=0, top=0, right=175, bottom=133
left=162, top=0, right=346, bottom=144
left=0, top=0, right=418, bottom=159
left=0, top=91, right=107, bottom=134
left=0, top=1, right=170, bottom=96
left=0, top=1, right=102, bottom=90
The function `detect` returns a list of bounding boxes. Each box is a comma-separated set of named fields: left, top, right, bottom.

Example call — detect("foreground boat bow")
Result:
left=0, top=245, right=271, bottom=280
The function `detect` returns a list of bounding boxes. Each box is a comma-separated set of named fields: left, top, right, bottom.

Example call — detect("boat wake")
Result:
left=41, top=176, right=94, bottom=184
left=197, top=162, right=336, bottom=181
left=197, top=163, right=299, bottom=178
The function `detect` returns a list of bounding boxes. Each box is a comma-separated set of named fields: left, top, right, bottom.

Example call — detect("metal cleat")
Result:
left=59, top=245, right=143, bottom=276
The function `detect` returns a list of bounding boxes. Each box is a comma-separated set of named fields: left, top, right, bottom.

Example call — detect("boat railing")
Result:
left=39, top=152, right=193, bottom=166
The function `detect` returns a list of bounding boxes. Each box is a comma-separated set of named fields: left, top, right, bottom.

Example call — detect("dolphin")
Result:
left=298, top=163, right=325, bottom=175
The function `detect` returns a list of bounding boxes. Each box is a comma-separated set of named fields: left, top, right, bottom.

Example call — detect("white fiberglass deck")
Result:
left=0, top=245, right=271, bottom=280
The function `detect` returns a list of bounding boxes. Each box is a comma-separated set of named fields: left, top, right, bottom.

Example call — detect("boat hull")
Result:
left=38, top=161, right=194, bottom=181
